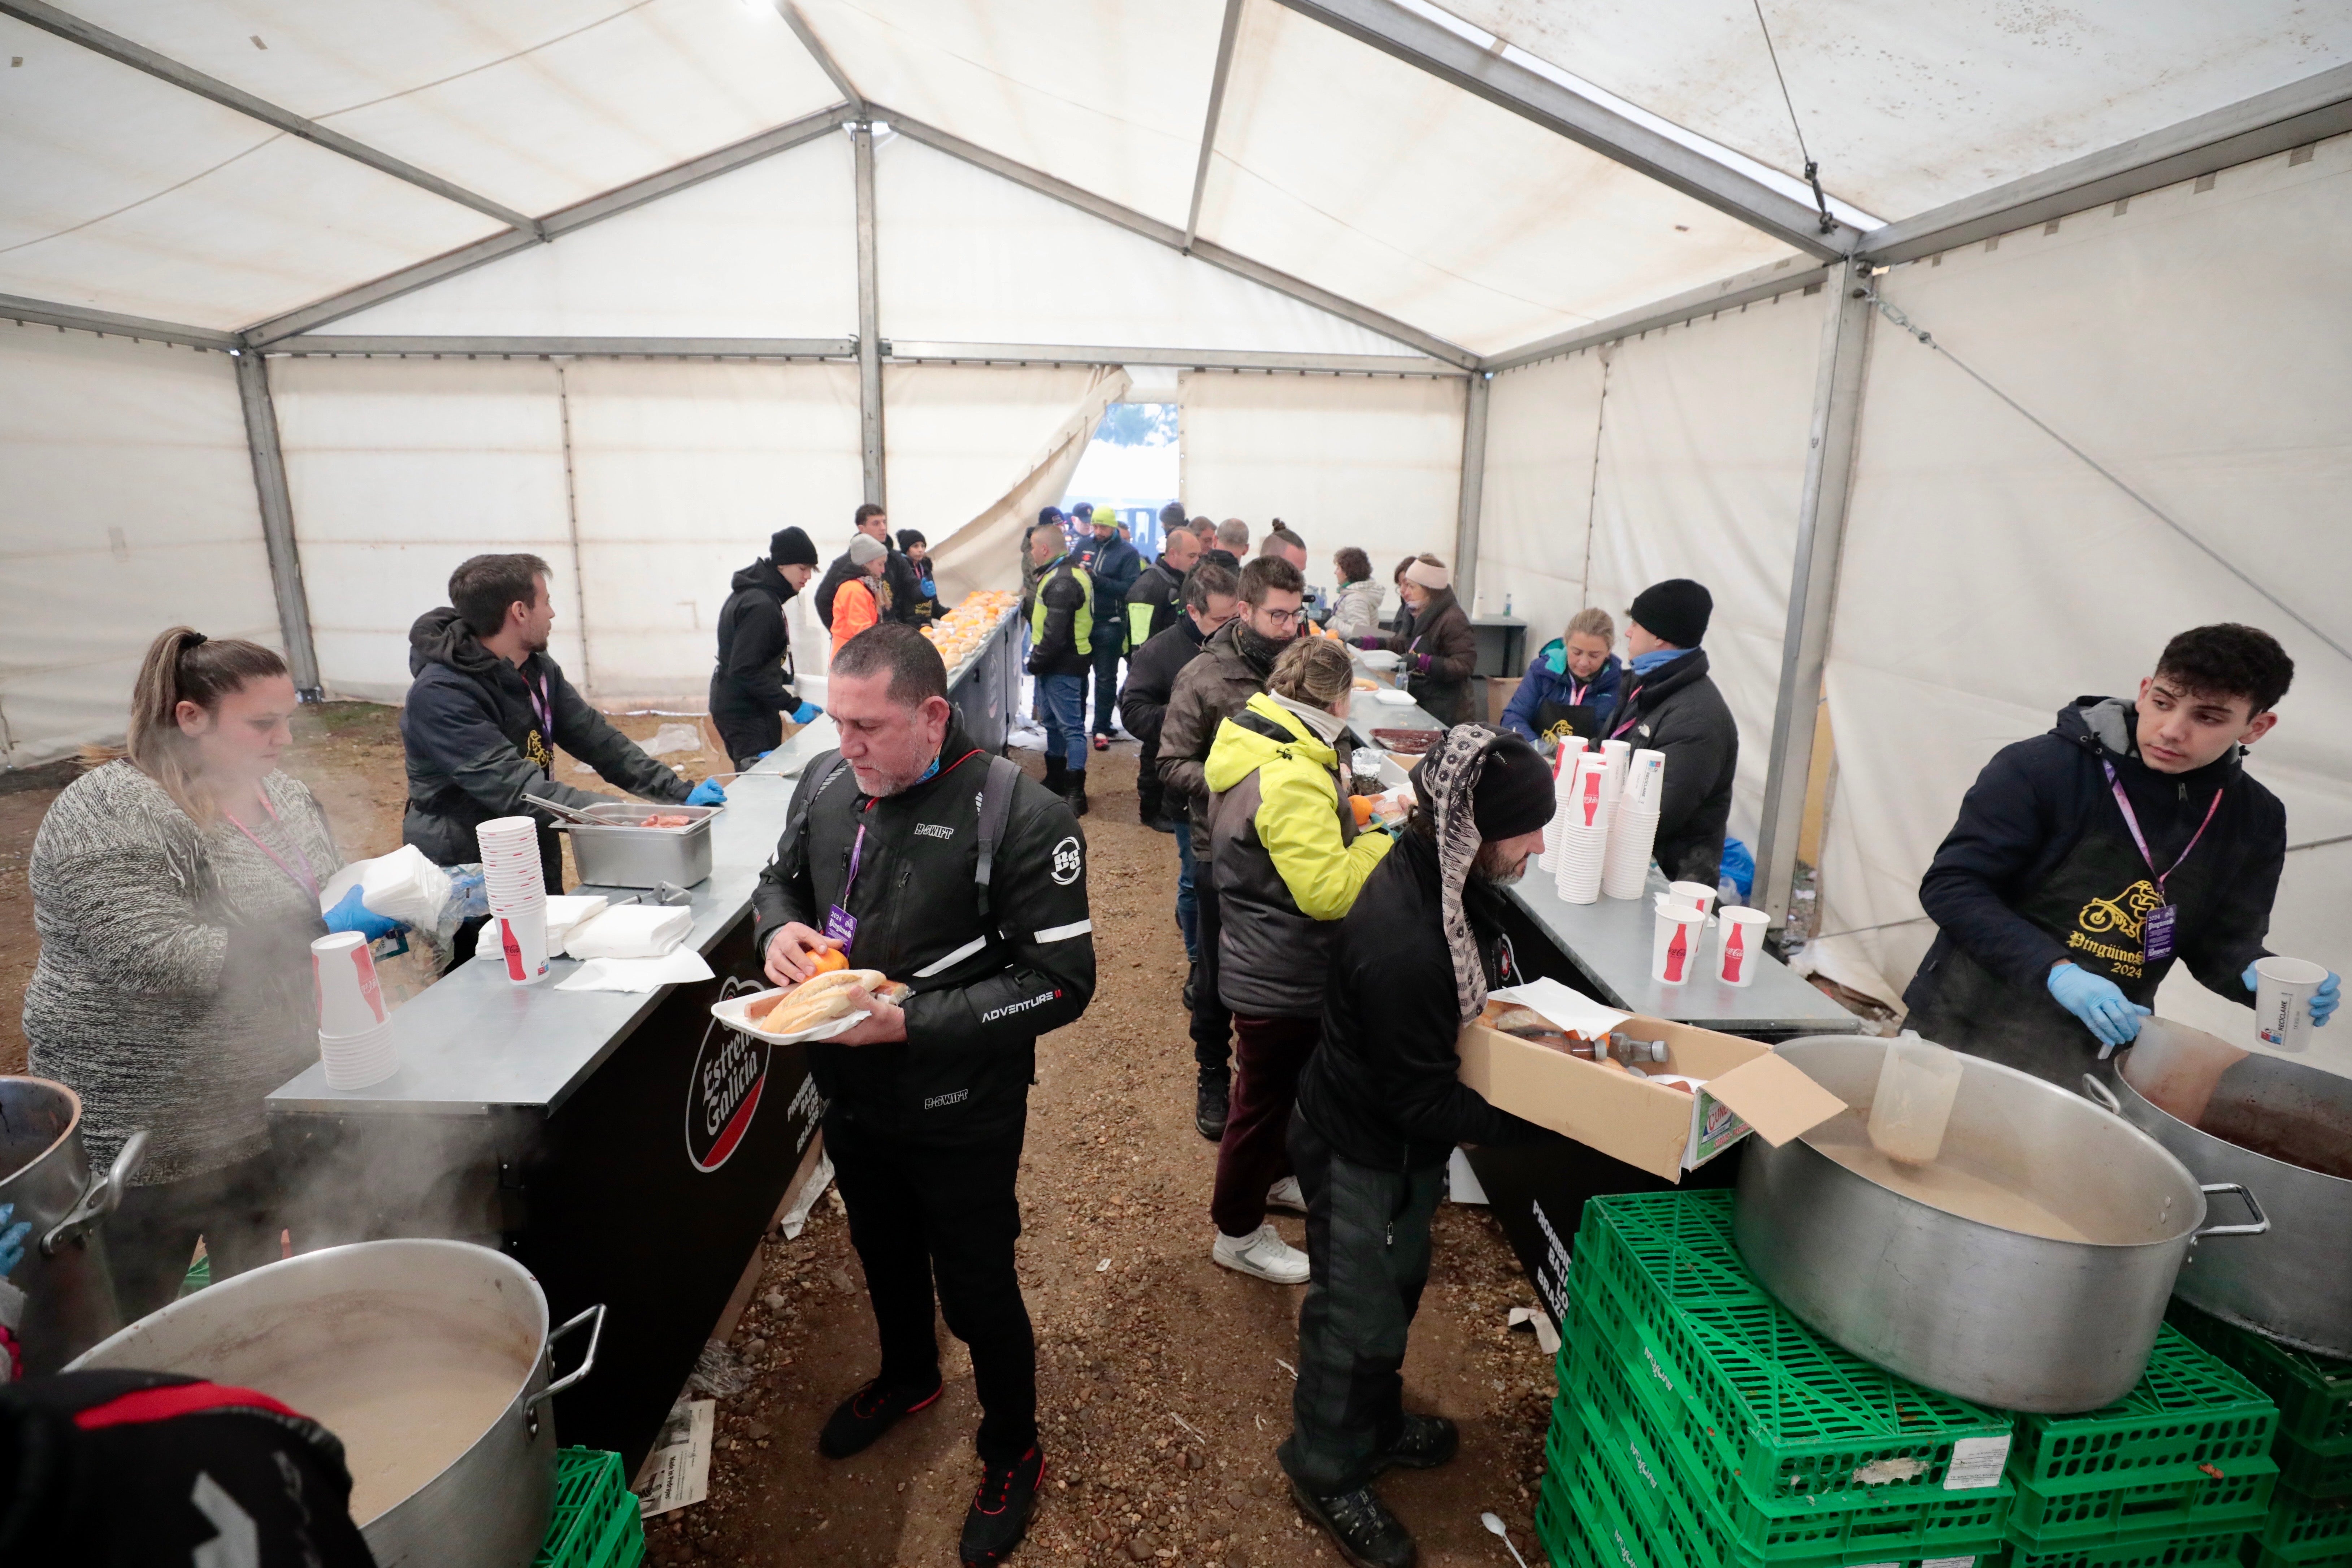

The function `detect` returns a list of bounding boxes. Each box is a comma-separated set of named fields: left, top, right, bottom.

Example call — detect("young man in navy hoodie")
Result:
left=1904, top=623, right=2339, bottom=1083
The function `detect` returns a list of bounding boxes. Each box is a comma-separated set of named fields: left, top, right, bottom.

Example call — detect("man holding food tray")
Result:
left=750, top=624, right=1094, bottom=1568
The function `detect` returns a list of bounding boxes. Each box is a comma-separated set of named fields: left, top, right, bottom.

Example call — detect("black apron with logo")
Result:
left=1531, top=671, right=1604, bottom=744
left=1907, top=787, right=2227, bottom=1085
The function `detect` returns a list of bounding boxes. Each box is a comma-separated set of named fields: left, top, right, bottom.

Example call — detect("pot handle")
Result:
left=41, top=1130, right=149, bottom=1258
left=2195, top=1182, right=2270, bottom=1239
left=2079, top=1074, right=2124, bottom=1116
left=524, top=1304, right=607, bottom=1420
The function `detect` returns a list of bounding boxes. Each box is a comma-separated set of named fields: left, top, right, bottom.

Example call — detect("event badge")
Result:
left=2142, top=903, right=2177, bottom=965
left=824, top=904, right=858, bottom=952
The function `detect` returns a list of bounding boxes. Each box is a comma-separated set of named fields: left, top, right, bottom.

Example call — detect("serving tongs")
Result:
left=522, top=791, right=603, bottom=826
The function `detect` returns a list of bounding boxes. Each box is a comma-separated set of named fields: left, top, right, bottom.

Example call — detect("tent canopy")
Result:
left=4, top=0, right=2350, bottom=1041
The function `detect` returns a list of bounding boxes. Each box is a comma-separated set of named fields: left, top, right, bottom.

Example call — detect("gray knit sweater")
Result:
left=24, top=762, right=341, bottom=1184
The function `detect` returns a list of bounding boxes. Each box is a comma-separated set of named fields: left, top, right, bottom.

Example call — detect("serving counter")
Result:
left=265, top=710, right=867, bottom=1474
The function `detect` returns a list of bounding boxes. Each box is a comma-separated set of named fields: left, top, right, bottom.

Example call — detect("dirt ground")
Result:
left=0, top=707, right=1563, bottom=1567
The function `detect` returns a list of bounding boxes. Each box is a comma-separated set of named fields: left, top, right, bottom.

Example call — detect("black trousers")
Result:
left=107, top=1148, right=289, bottom=1322
left=709, top=682, right=782, bottom=773
left=1188, top=875, right=1234, bottom=1076
left=824, top=1108, right=1038, bottom=1463
left=1278, top=1112, right=1445, bottom=1497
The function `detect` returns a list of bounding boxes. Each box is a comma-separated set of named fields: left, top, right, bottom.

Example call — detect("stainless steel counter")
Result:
left=1344, top=658, right=1855, bottom=1038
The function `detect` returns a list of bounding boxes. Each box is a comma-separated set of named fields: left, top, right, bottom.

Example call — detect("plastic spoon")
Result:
left=1481, top=1512, right=1529, bottom=1568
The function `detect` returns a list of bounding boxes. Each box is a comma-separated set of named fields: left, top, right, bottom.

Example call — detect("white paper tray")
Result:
left=709, top=986, right=869, bottom=1045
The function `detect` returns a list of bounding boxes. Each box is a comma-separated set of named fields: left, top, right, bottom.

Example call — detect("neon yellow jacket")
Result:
left=1206, top=695, right=1392, bottom=920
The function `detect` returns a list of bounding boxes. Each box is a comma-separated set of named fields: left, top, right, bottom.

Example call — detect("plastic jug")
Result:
left=1867, top=1033, right=1965, bottom=1165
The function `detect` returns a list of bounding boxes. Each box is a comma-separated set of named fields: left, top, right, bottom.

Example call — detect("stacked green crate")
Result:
left=1999, top=1326, right=2277, bottom=1563
left=1532, top=1190, right=2016, bottom=1568
left=536, top=1448, right=646, bottom=1568
left=2166, top=1304, right=2352, bottom=1568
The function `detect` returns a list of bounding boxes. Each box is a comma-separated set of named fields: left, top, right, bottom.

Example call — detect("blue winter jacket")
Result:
left=1500, top=642, right=1623, bottom=742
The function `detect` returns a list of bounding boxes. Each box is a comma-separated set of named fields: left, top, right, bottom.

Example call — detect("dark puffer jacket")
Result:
left=399, top=609, right=689, bottom=890
left=1385, top=587, right=1478, bottom=725
left=1607, top=649, right=1737, bottom=886
left=710, top=558, right=802, bottom=715
left=1119, top=613, right=1210, bottom=824
left=1155, top=621, right=1280, bottom=860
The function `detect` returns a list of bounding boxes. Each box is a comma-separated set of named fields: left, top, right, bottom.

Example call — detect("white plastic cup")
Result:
left=1555, top=825, right=1608, bottom=904
left=312, top=931, right=388, bottom=1036
left=1667, top=881, right=1719, bottom=917
left=321, top=1018, right=399, bottom=1091
left=1600, top=739, right=1631, bottom=803
left=1652, top=904, right=1710, bottom=985
left=494, top=903, right=551, bottom=985
left=2254, top=956, right=2330, bottom=1053
left=1567, top=755, right=1612, bottom=831
left=1624, top=749, right=1666, bottom=808
left=1714, top=906, right=1770, bottom=987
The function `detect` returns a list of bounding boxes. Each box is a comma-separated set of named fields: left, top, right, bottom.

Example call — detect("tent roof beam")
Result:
left=1183, top=0, right=1247, bottom=253
left=239, top=104, right=856, bottom=346
left=1482, top=257, right=1835, bottom=372
left=0, top=291, right=237, bottom=351
left=885, top=110, right=1475, bottom=370
left=1, top=0, right=545, bottom=238
left=776, top=1, right=867, bottom=116
left=258, top=334, right=1462, bottom=376
left=1860, top=61, right=2352, bottom=266
left=1268, top=0, right=1855, bottom=261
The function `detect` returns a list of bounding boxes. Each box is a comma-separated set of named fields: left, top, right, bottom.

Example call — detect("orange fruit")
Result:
left=809, top=947, right=849, bottom=975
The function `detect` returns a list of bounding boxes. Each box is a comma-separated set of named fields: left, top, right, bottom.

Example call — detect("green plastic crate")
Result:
left=2257, top=1484, right=2352, bottom=1558
left=2170, top=1306, right=2352, bottom=1456
left=1995, top=1521, right=2249, bottom=1568
left=2008, top=1328, right=2277, bottom=1490
left=2279, top=1434, right=2352, bottom=1502
left=1566, top=1315, right=2010, bottom=1564
left=535, top=1448, right=644, bottom=1568
left=1572, top=1195, right=2015, bottom=1508
left=2005, top=1456, right=2274, bottom=1545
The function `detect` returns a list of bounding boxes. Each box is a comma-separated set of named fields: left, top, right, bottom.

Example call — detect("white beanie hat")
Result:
left=1404, top=558, right=1451, bottom=591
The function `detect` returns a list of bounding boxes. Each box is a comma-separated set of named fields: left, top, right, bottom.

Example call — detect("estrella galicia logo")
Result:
left=685, top=1004, right=768, bottom=1174
left=1049, top=835, right=1082, bottom=886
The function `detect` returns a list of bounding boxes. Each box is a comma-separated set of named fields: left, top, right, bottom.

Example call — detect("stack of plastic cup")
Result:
left=314, top=930, right=398, bottom=1089
left=476, top=816, right=551, bottom=986
left=1600, top=738, right=1632, bottom=807
left=1651, top=898, right=1712, bottom=986
left=1714, top=906, right=1770, bottom=987
left=1553, top=753, right=1612, bottom=904
left=1538, top=739, right=1588, bottom=874
left=1602, top=749, right=1665, bottom=900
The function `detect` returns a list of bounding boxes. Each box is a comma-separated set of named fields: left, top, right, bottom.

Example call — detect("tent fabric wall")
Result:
left=321, top=135, right=859, bottom=340
left=1473, top=291, right=1824, bottom=846
left=1176, top=372, right=1467, bottom=592
left=0, top=324, right=279, bottom=765
left=273, top=355, right=865, bottom=706
left=1475, top=351, right=1609, bottom=652
left=923, top=366, right=1131, bottom=609
left=1813, top=133, right=2352, bottom=1051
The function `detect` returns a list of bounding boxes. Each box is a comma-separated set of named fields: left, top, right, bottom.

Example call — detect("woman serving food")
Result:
left=24, top=628, right=403, bottom=1316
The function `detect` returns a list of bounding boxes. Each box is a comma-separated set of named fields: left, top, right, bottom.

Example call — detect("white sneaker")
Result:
left=1213, top=1224, right=1311, bottom=1285
left=1266, top=1177, right=1307, bottom=1214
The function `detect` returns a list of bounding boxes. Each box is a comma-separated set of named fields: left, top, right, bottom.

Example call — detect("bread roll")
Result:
left=756, top=968, right=891, bottom=1035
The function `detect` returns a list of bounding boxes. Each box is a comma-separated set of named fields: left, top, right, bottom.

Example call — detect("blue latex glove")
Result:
left=686, top=778, right=728, bottom=807
left=790, top=701, right=822, bottom=725
left=2244, top=961, right=2341, bottom=1027
left=920, top=577, right=937, bottom=598
left=2048, top=962, right=2149, bottom=1054
left=324, top=884, right=404, bottom=942
left=0, top=1203, right=28, bottom=1276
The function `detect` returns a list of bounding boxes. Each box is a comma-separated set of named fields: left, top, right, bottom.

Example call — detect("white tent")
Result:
left=4, top=0, right=2349, bottom=1030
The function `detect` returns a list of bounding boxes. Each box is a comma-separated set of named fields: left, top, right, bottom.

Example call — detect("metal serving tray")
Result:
left=555, top=802, right=719, bottom=888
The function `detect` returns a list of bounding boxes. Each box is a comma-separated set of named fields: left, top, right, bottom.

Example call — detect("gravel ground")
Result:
left=0, top=706, right=1564, bottom=1567
left=649, top=741, right=1562, bottom=1568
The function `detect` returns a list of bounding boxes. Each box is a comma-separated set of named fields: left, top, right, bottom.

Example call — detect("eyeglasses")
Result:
left=1257, top=607, right=1306, bottom=627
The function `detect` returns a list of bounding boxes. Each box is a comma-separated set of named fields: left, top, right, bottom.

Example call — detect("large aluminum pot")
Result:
left=2106, top=1016, right=2352, bottom=1357
left=69, top=1239, right=603, bottom=1568
left=1735, top=1035, right=2267, bottom=1413
left=0, top=1076, right=145, bottom=1373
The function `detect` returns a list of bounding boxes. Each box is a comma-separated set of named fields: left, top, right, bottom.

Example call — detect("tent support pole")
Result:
left=1183, top=0, right=1246, bottom=252
left=1451, top=373, right=1490, bottom=613
left=853, top=120, right=886, bottom=507
left=232, top=351, right=321, bottom=699
left=1755, top=259, right=1871, bottom=935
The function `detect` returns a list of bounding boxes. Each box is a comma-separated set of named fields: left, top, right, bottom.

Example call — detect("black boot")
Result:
left=1290, top=1479, right=1417, bottom=1568
left=1041, top=754, right=1067, bottom=796
left=1064, top=771, right=1089, bottom=817
left=1195, top=1069, right=1229, bottom=1142
left=1374, top=1412, right=1459, bottom=1473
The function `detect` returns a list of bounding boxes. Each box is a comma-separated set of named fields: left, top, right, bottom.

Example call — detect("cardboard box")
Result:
left=1456, top=1015, right=1847, bottom=1181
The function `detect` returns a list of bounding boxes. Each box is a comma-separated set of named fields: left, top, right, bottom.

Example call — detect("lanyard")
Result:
left=1608, top=689, right=1641, bottom=740
left=222, top=787, right=321, bottom=903
left=841, top=822, right=870, bottom=900
left=2102, top=761, right=2223, bottom=895
left=524, top=669, right=553, bottom=737
left=1566, top=676, right=1589, bottom=706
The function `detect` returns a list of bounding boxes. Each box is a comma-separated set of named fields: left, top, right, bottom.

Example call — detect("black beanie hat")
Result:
left=1472, top=734, right=1555, bottom=840
left=1628, top=578, right=1712, bottom=649
left=769, top=527, right=819, bottom=568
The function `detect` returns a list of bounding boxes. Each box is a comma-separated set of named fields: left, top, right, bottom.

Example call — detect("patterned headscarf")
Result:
left=1411, top=722, right=1510, bottom=1024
